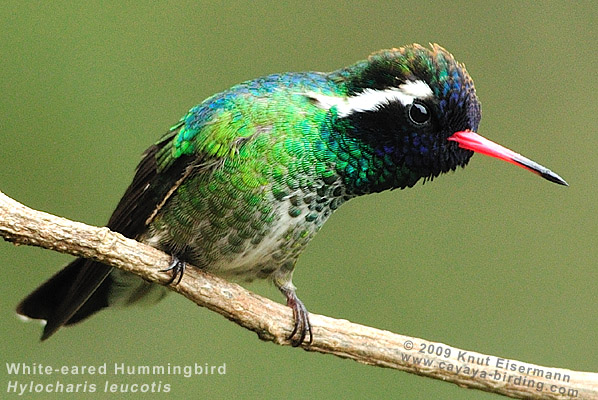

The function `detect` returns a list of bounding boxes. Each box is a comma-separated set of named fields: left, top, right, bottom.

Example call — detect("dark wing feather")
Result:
left=17, top=126, right=197, bottom=340
left=106, top=128, right=195, bottom=236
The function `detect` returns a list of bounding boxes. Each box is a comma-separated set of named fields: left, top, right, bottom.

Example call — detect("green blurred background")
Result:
left=1, top=1, right=596, bottom=398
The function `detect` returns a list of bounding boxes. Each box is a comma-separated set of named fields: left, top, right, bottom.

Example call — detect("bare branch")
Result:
left=1, top=190, right=596, bottom=399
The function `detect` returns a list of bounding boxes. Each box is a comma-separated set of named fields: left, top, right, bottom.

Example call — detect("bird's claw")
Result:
left=285, top=291, right=313, bottom=347
left=160, top=256, right=186, bottom=285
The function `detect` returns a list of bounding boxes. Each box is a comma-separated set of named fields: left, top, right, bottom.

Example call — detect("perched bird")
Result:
left=16, top=44, right=567, bottom=346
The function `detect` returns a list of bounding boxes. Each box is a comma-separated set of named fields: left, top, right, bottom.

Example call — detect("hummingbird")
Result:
left=16, top=44, right=567, bottom=346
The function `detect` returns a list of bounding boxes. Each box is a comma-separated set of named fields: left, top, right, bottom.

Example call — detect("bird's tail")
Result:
left=16, top=258, right=113, bottom=340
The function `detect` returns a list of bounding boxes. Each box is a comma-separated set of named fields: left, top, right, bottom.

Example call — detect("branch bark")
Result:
left=0, top=190, right=596, bottom=399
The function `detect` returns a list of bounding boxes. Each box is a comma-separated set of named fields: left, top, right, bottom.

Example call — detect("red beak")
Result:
left=448, top=130, right=568, bottom=186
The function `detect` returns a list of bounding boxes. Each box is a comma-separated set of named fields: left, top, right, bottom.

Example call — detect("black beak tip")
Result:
left=511, top=156, right=568, bottom=187
left=542, top=172, right=568, bottom=187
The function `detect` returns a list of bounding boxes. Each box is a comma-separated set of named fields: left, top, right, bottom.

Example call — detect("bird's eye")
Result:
left=408, top=101, right=431, bottom=125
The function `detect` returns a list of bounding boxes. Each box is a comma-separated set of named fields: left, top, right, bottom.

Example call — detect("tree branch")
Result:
left=0, top=190, right=595, bottom=399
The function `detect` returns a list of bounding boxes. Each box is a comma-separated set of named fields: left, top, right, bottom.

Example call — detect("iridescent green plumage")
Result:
left=146, top=73, right=350, bottom=280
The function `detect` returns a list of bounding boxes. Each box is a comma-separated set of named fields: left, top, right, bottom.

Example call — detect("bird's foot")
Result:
left=283, top=289, right=313, bottom=347
left=160, top=255, right=186, bottom=285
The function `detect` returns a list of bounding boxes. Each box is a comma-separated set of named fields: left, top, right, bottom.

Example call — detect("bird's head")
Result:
left=315, top=44, right=566, bottom=193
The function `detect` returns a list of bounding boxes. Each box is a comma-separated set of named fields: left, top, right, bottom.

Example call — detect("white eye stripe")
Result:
left=398, top=80, right=434, bottom=99
left=309, top=80, right=433, bottom=118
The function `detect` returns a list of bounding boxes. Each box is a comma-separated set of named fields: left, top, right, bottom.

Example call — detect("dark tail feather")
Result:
left=16, top=258, right=113, bottom=340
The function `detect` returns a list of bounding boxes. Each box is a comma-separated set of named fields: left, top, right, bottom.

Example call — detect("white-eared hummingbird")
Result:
left=17, top=44, right=567, bottom=346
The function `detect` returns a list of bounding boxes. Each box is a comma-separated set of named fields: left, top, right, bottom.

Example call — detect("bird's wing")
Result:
left=19, top=107, right=260, bottom=339
left=106, top=121, right=197, bottom=236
